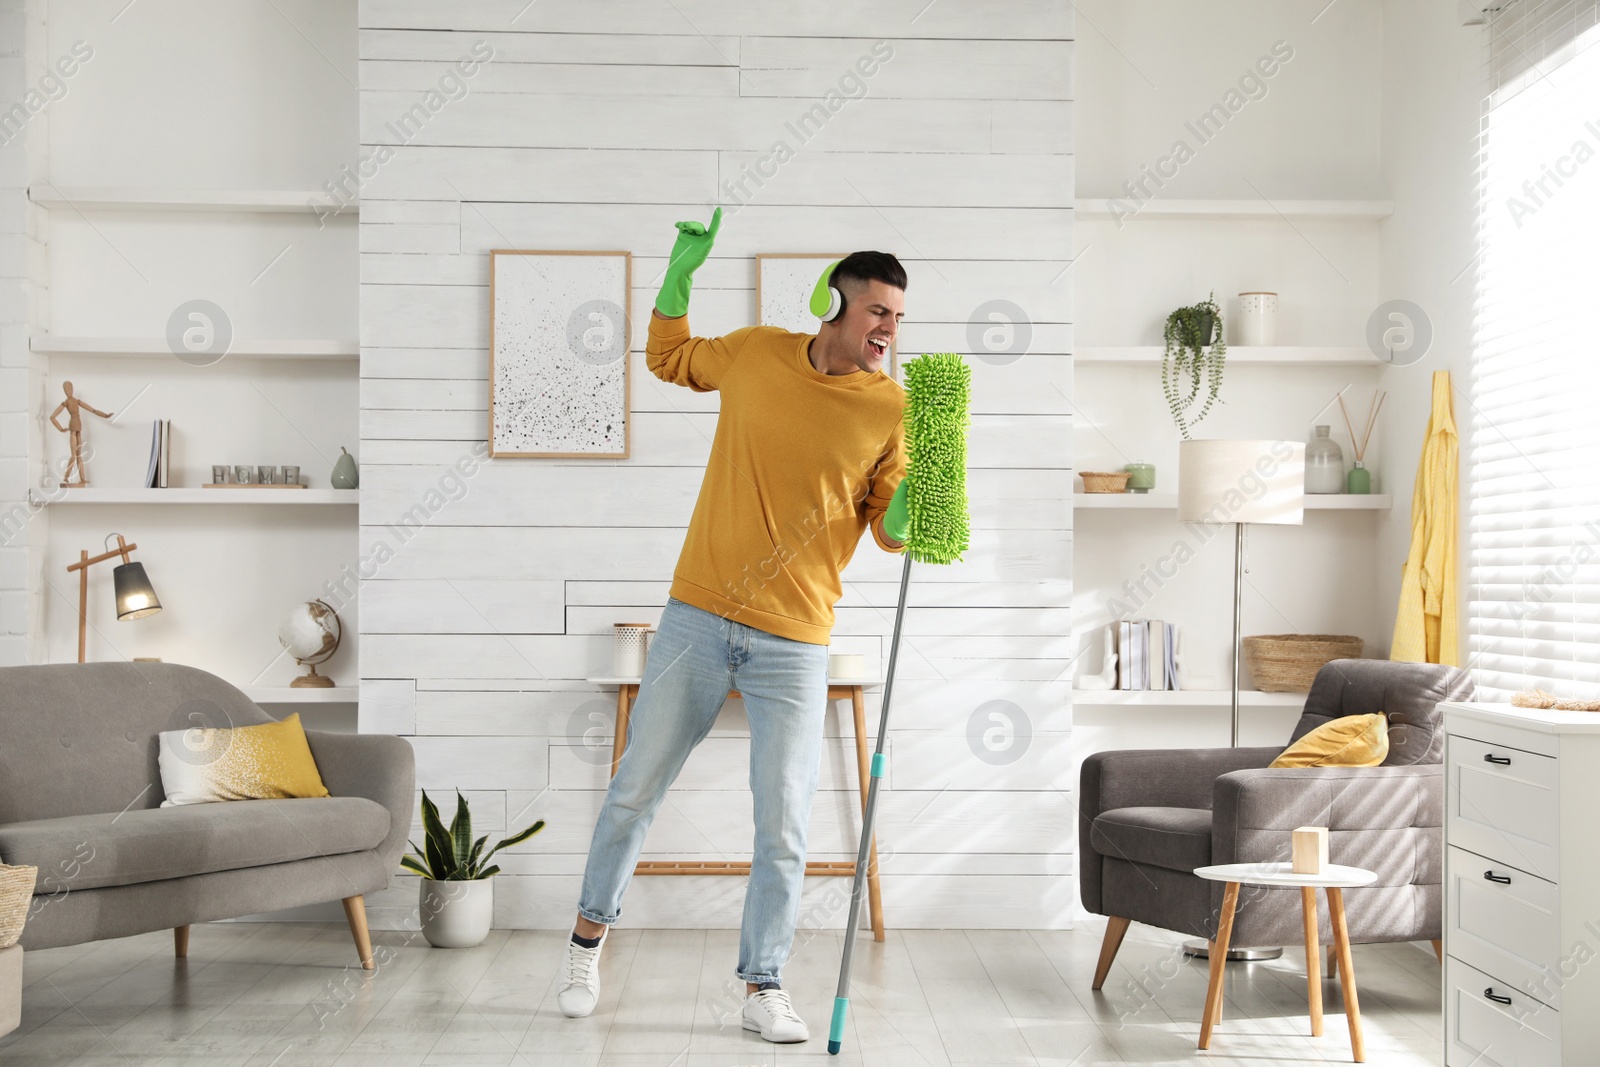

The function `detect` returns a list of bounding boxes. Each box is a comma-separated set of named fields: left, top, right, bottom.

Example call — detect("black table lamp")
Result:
left=67, top=532, right=162, bottom=663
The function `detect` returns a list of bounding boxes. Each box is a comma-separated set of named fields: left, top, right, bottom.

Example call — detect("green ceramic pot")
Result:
left=1124, top=462, right=1156, bottom=493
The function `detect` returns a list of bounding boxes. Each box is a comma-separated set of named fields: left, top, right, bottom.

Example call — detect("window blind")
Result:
left=1487, top=0, right=1598, bottom=94
left=1468, top=18, right=1600, bottom=700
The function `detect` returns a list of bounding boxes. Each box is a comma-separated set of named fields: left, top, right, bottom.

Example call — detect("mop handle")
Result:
left=829, top=550, right=914, bottom=1053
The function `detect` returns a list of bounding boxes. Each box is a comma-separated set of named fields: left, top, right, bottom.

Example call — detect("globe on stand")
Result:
left=278, top=599, right=341, bottom=688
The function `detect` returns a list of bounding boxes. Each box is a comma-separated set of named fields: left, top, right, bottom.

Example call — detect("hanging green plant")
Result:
left=1161, top=293, right=1227, bottom=440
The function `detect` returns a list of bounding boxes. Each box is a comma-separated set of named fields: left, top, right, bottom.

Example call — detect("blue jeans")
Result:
left=577, top=597, right=830, bottom=984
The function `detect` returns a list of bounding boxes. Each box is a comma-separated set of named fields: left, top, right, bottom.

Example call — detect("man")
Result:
left=556, top=207, right=911, bottom=1044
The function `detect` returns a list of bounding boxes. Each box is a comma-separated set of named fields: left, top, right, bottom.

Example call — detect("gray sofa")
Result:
left=0, top=662, right=413, bottom=969
left=1080, top=658, right=1473, bottom=985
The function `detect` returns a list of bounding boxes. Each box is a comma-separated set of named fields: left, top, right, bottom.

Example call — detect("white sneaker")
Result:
left=742, top=987, right=809, bottom=1043
left=557, top=931, right=606, bottom=1018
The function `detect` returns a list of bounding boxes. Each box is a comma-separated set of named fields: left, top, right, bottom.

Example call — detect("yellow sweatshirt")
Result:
left=646, top=313, right=906, bottom=645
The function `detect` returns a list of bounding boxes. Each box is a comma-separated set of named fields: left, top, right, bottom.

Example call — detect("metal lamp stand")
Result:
left=1183, top=523, right=1282, bottom=963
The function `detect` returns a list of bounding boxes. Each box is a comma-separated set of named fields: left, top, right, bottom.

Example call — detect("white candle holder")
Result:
left=612, top=622, right=652, bottom=677
left=1237, top=291, right=1278, bottom=346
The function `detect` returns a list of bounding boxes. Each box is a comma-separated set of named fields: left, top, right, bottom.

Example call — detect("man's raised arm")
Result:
left=644, top=207, right=749, bottom=391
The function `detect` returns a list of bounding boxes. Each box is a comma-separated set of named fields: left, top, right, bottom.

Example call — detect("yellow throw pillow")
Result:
left=1270, top=712, right=1389, bottom=768
left=158, top=712, right=330, bottom=806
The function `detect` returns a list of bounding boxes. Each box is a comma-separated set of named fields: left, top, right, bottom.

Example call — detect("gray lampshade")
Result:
left=113, top=560, right=162, bottom=620
left=1178, top=439, right=1306, bottom=525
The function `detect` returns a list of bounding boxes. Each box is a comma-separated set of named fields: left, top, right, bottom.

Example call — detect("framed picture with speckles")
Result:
left=488, top=250, right=632, bottom=458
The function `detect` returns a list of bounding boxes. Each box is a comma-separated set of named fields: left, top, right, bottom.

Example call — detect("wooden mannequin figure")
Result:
left=49, top=381, right=114, bottom=487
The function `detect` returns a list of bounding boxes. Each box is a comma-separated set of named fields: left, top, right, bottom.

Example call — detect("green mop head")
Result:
left=901, top=352, right=971, bottom=565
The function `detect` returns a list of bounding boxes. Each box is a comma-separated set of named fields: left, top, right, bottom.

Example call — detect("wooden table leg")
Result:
left=1327, top=887, right=1365, bottom=1063
left=850, top=685, right=886, bottom=942
left=610, top=685, right=634, bottom=777
left=1198, top=881, right=1239, bottom=1051
left=1301, top=886, right=1323, bottom=1037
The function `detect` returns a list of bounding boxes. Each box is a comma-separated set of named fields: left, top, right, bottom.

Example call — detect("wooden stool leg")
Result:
left=174, top=926, right=189, bottom=958
left=1327, top=888, right=1365, bottom=1063
left=866, top=837, right=885, bottom=942
left=1301, top=886, right=1323, bottom=1037
left=610, top=685, right=633, bottom=777
left=850, top=686, right=885, bottom=941
left=1092, top=916, right=1130, bottom=990
left=1198, top=882, right=1239, bottom=1050
left=1431, top=938, right=1443, bottom=963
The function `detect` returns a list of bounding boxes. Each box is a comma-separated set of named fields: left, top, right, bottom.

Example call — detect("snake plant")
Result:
left=400, top=789, right=545, bottom=880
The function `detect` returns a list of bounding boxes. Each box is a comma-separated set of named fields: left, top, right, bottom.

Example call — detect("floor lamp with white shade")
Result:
left=1177, top=439, right=1305, bottom=962
left=1178, top=439, right=1306, bottom=745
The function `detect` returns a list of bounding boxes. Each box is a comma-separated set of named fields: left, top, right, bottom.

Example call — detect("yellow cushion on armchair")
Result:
left=1270, top=712, right=1389, bottom=768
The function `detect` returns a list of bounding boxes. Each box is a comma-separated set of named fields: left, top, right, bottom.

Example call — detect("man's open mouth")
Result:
left=867, top=338, right=888, bottom=356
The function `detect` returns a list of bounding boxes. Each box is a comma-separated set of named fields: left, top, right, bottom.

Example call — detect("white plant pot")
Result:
left=419, top=878, right=494, bottom=948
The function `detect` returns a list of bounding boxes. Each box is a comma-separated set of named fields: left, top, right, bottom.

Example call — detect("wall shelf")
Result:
left=1073, top=689, right=1307, bottom=708
left=31, top=336, right=358, bottom=360
left=31, top=488, right=358, bottom=506
left=1075, top=493, right=1391, bottom=510
left=28, top=186, right=355, bottom=215
left=1074, top=198, right=1393, bottom=221
left=241, top=686, right=357, bottom=703
left=1076, top=346, right=1378, bottom=365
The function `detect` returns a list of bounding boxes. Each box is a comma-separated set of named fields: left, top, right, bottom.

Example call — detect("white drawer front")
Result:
left=1447, top=956, right=1560, bottom=1067
left=1447, top=735, right=1559, bottom=880
left=1446, top=845, right=1563, bottom=1008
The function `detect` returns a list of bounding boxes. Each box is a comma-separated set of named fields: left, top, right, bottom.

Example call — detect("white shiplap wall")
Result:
left=0, top=0, right=45, bottom=667
left=357, top=1, right=1073, bottom=931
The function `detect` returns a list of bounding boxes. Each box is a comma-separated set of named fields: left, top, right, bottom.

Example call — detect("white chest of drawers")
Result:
left=1441, top=701, right=1600, bottom=1066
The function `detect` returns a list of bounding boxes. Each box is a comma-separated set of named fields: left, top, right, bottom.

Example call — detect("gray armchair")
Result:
left=1079, top=658, right=1472, bottom=988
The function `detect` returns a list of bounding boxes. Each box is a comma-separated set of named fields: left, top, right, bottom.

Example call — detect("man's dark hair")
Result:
left=830, top=251, right=907, bottom=300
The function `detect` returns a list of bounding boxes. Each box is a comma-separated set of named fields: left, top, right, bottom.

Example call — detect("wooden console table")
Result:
left=587, top=676, right=887, bottom=942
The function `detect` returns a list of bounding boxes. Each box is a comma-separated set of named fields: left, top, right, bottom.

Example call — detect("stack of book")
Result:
left=1114, top=619, right=1181, bottom=691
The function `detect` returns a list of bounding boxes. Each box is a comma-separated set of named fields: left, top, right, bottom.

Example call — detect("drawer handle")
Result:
left=1483, top=871, right=1512, bottom=884
left=1483, top=753, right=1512, bottom=765
left=1484, top=988, right=1513, bottom=1005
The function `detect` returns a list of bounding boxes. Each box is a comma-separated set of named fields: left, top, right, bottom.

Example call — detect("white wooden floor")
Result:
left=0, top=919, right=1443, bottom=1065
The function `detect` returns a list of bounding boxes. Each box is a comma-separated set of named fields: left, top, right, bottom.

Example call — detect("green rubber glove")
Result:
left=884, top=479, right=910, bottom=544
left=655, top=207, right=722, bottom=318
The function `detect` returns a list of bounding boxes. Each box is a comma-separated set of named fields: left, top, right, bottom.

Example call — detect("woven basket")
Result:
left=1243, top=634, right=1364, bottom=692
left=0, top=864, right=35, bottom=949
left=1080, top=471, right=1131, bottom=494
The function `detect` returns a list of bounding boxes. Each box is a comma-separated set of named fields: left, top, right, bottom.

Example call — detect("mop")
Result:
left=828, top=350, right=971, bottom=1055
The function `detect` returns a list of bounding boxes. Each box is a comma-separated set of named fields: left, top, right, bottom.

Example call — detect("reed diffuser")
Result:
left=1336, top=389, right=1385, bottom=494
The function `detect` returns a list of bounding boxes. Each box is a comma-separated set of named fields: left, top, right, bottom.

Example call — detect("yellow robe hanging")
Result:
left=1391, top=370, right=1460, bottom=665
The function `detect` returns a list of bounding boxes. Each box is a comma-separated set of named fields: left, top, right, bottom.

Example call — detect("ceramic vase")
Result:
left=1305, top=425, right=1344, bottom=494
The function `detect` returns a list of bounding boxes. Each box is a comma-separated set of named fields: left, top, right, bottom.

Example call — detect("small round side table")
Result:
left=1193, top=861, right=1378, bottom=1063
